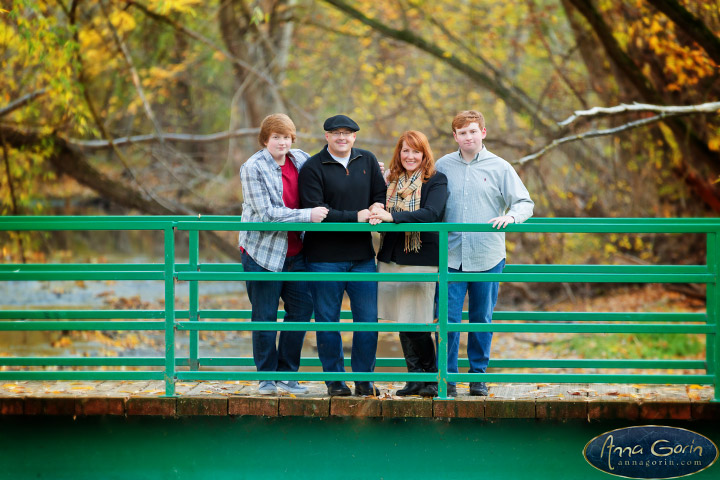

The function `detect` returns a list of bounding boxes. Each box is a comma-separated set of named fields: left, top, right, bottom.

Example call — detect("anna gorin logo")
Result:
left=584, top=426, right=718, bottom=479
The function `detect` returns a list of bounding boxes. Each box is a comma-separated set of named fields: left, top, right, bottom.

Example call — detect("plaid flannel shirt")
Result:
left=436, top=147, right=534, bottom=271
left=238, top=148, right=312, bottom=272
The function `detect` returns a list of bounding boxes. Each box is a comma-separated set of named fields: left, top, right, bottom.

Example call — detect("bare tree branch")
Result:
left=516, top=106, right=720, bottom=165
left=65, top=130, right=398, bottom=150
left=67, top=129, right=260, bottom=149
left=559, top=101, right=720, bottom=127
left=0, top=89, right=47, bottom=118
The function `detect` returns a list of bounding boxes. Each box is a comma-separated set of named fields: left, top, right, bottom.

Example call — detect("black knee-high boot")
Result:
left=408, top=333, right=438, bottom=397
left=395, top=332, right=424, bottom=396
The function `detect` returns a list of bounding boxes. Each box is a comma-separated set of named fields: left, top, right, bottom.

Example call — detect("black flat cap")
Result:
left=323, top=114, right=360, bottom=132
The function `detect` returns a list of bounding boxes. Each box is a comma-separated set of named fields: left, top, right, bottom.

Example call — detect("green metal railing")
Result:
left=1, top=216, right=718, bottom=400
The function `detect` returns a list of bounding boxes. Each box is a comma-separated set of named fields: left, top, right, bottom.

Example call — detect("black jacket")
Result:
left=376, top=172, right=448, bottom=266
left=299, top=145, right=386, bottom=262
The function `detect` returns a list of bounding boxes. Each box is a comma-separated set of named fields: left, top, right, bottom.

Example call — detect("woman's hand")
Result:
left=310, top=206, right=329, bottom=223
left=369, top=209, right=393, bottom=225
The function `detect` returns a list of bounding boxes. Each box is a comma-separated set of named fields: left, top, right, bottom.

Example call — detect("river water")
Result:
left=0, top=276, right=405, bottom=368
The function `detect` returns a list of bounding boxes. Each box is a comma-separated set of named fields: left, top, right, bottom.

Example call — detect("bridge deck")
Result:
left=1, top=381, right=716, bottom=419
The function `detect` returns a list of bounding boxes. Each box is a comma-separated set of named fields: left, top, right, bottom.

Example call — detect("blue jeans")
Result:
left=446, top=259, right=505, bottom=383
left=307, top=259, right=378, bottom=382
left=242, top=251, right=312, bottom=374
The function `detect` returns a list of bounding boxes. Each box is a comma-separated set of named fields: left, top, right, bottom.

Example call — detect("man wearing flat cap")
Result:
left=298, top=114, right=386, bottom=397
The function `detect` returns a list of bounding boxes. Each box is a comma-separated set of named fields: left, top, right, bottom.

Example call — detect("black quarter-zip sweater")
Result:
left=298, top=145, right=386, bottom=263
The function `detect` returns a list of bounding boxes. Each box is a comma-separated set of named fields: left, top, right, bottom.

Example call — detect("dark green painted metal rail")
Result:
left=1, top=215, right=718, bottom=400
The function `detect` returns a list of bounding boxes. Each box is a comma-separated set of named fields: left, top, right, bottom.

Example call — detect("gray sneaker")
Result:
left=258, top=380, right=277, bottom=395
left=277, top=380, right=308, bottom=394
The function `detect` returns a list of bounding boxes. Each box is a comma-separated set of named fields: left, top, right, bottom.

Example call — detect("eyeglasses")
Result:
left=327, top=131, right=355, bottom=138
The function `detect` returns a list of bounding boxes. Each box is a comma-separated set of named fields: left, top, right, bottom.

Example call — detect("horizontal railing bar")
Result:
left=189, top=264, right=709, bottom=274
left=488, top=359, right=706, bottom=368
left=2, top=270, right=712, bottom=283
left=0, top=357, right=703, bottom=370
left=503, top=265, right=709, bottom=274
left=173, top=221, right=720, bottom=233
left=4, top=310, right=699, bottom=322
left=492, top=311, right=707, bottom=322
left=4, top=216, right=719, bottom=232
left=449, top=323, right=714, bottom=333
left=178, top=321, right=713, bottom=333
left=0, top=263, right=166, bottom=272
left=0, top=272, right=165, bottom=281
left=174, top=371, right=715, bottom=383
left=447, top=373, right=715, bottom=384
left=177, top=272, right=439, bottom=282
left=525, top=217, right=719, bottom=224
left=0, top=371, right=165, bottom=380
left=0, top=321, right=166, bottom=331
left=2, top=321, right=709, bottom=333
left=175, top=372, right=437, bottom=381
left=0, top=221, right=175, bottom=231
left=176, top=321, right=436, bottom=332
left=0, top=357, right=166, bottom=366
left=0, top=264, right=707, bottom=276
left=178, top=310, right=710, bottom=322
left=0, top=310, right=166, bottom=320
left=2, top=215, right=717, bottom=224
left=449, top=273, right=714, bottom=283
left=176, top=271, right=715, bottom=283
left=189, top=358, right=706, bottom=369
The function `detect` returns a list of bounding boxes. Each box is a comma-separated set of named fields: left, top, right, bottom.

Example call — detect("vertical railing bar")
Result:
left=163, top=225, right=177, bottom=396
left=437, top=227, right=449, bottom=399
left=189, top=229, right=200, bottom=371
left=707, top=230, right=719, bottom=402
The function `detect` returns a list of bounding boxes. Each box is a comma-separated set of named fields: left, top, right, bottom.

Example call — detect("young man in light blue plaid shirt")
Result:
left=435, top=110, right=534, bottom=397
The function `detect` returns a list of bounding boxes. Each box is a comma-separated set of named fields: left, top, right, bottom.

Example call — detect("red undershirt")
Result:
left=281, top=156, right=303, bottom=257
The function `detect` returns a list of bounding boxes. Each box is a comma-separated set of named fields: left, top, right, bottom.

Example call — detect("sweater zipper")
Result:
left=345, top=154, right=361, bottom=175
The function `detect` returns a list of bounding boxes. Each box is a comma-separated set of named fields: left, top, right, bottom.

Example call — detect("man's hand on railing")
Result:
left=357, top=209, right=371, bottom=222
left=310, top=207, right=329, bottom=223
left=369, top=202, right=385, bottom=213
left=489, top=215, right=515, bottom=229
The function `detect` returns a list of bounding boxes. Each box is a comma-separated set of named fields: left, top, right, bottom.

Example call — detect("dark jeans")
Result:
left=446, top=259, right=505, bottom=384
left=242, top=251, right=312, bottom=374
left=307, top=259, right=378, bottom=383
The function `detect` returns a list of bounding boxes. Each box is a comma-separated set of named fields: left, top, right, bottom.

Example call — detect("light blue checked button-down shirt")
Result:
left=436, top=147, right=534, bottom=271
left=238, top=148, right=312, bottom=272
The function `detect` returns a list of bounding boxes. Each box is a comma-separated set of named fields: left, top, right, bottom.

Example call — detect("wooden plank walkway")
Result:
left=1, top=381, right=717, bottom=420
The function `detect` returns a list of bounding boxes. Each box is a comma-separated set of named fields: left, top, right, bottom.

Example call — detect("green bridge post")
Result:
left=709, top=231, right=720, bottom=402
left=188, top=229, right=200, bottom=371
left=164, top=225, right=176, bottom=397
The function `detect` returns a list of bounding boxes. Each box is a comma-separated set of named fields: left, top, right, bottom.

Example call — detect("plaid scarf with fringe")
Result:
left=385, top=170, right=423, bottom=253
